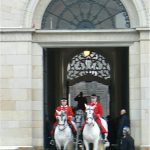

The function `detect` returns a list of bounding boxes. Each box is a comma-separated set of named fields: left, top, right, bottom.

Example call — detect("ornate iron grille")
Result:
left=42, top=0, right=130, bottom=29
left=67, top=51, right=111, bottom=80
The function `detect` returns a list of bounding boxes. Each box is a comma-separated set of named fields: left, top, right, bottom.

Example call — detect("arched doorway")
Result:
left=66, top=50, right=111, bottom=117
left=43, top=47, right=129, bottom=148
left=26, top=0, right=147, bottom=148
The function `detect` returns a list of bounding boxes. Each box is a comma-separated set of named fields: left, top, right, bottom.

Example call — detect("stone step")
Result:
left=0, top=146, right=33, bottom=150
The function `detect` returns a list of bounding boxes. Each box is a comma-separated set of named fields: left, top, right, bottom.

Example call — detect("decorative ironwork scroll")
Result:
left=42, top=0, right=130, bottom=29
left=67, top=51, right=111, bottom=80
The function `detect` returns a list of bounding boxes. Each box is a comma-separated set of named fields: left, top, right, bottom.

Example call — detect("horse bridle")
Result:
left=86, top=108, right=95, bottom=126
left=58, top=113, right=67, bottom=131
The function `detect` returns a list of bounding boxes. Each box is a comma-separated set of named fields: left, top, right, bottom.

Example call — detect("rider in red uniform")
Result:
left=81, top=94, right=108, bottom=141
left=50, top=98, right=77, bottom=144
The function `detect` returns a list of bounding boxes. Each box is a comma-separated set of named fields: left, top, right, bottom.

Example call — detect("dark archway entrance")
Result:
left=43, top=47, right=129, bottom=149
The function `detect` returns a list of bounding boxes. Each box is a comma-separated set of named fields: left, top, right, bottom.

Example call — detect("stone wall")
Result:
left=0, top=29, right=44, bottom=148
left=0, top=0, right=150, bottom=149
left=0, top=30, right=33, bottom=146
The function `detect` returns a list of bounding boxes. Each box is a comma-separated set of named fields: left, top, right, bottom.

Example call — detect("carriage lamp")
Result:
left=83, top=50, right=90, bottom=57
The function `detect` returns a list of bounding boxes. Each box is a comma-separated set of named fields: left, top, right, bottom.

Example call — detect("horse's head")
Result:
left=56, top=110, right=67, bottom=130
left=85, top=104, right=95, bottom=125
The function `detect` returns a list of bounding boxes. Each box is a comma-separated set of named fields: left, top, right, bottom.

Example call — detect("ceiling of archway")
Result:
left=42, top=0, right=130, bottom=30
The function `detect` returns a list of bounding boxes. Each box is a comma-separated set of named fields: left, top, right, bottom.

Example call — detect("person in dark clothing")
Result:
left=74, top=92, right=87, bottom=111
left=117, top=109, right=130, bottom=146
left=120, top=126, right=135, bottom=150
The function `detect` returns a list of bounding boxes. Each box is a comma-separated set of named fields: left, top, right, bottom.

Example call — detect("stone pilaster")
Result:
left=138, top=28, right=150, bottom=149
left=31, top=43, right=43, bottom=147
left=129, top=41, right=141, bottom=146
left=0, top=29, right=33, bottom=147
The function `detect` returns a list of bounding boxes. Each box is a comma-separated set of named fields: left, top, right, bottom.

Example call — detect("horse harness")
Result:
left=86, top=107, right=95, bottom=126
left=57, top=112, right=68, bottom=131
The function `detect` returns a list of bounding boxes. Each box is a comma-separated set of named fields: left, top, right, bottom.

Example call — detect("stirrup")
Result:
left=78, top=140, right=82, bottom=145
left=50, top=139, right=55, bottom=145
left=102, top=137, right=108, bottom=143
left=104, top=139, right=110, bottom=147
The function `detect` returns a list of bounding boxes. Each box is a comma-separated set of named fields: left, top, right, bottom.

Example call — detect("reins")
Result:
left=57, top=113, right=68, bottom=131
left=86, top=108, right=95, bottom=126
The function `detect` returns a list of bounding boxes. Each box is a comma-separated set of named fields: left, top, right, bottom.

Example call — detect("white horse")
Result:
left=54, top=110, right=74, bottom=150
left=83, top=104, right=104, bottom=150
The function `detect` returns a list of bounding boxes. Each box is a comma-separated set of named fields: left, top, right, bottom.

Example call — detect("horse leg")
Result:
left=56, top=146, right=61, bottom=150
left=63, top=141, right=69, bottom=150
left=64, top=139, right=73, bottom=150
left=99, top=140, right=105, bottom=150
left=55, top=141, right=61, bottom=150
left=84, top=140, right=89, bottom=150
left=93, top=140, right=99, bottom=150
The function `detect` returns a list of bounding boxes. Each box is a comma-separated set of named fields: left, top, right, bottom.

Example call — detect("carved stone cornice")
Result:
left=0, top=28, right=140, bottom=46
left=33, top=29, right=139, bottom=47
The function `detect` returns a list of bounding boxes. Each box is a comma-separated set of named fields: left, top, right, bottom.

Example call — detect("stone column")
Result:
left=129, top=41, right=141, bottom=147
left=31, top=43, right=44, bottom=149
left=138, top=28, right=150, bottom=150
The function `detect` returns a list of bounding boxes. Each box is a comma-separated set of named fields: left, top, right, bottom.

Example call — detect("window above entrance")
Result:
left=42, top=0, right=130, bottom=30
left=67, top=51, right=111, bottom=80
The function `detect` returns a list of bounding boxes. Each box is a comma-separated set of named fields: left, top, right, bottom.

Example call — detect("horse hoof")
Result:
left=102, top=139, right=107, bottom=143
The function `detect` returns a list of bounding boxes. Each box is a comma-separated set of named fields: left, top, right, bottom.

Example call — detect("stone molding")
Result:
left=0, top=146, right=44, bottom=150
left=136, top=28, right=150, bottom=41
left=0, top=146, right=33, bottom=150
left=0, top=28, right=34, bottom=42
left=33, top=29, right=139, bottom=47
left=0, top=28, right=140, bottom=45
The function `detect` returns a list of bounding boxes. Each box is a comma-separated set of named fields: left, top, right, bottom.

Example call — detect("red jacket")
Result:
left=55, top=105, right=74, bottom=121
left=87, top=102, right=103, bottom=118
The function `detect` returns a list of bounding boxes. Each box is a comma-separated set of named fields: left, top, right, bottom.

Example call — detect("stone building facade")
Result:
left=0, top=0, right=150, bottom=149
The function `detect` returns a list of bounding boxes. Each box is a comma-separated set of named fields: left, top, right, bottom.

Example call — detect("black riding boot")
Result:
left=78, top=133, right=83, bottom=144
left=49, top=129, right=55, bottom=145
left=101, top=133, right=108, bottom=143
left=50, top=137, right=55, bottom=145
left=73, top=132, right=77, bottom=143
